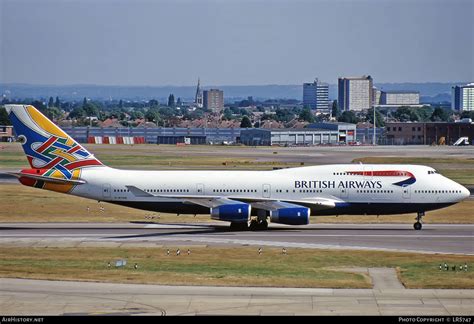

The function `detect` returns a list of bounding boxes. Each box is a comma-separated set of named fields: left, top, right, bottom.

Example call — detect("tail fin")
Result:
left=5, top=105, right=103, bottom=175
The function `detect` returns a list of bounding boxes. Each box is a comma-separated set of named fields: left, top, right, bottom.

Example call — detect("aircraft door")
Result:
left=402, top=185, right=411, bottom=199
left=263, top=184, right=271, bottom=198
left=196, top=183, right=205, bottom=195
left=102, top=184, right=111, bottom=199
left=340, top=187, right=349, bottom=199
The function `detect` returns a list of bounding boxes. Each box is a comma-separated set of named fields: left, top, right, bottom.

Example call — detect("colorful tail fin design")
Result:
left=5, top=105, right=103, bottom=181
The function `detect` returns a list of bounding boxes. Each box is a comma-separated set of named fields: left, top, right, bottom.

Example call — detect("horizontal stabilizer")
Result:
left=8, top=172, right=86, bottom=185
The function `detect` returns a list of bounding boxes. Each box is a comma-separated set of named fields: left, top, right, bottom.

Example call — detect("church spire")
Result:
left=194, top=77, right=203, bottom=108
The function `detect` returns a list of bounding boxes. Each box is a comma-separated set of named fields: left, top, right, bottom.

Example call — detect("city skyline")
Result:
left=1, top=0, right=473, bottom=86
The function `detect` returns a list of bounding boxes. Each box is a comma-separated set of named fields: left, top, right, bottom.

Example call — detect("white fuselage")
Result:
left=71, top=164, right=469, bottom=216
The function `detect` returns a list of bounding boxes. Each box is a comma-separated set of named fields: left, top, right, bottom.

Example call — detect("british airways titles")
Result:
left=295, top=180, right=383, bottom=189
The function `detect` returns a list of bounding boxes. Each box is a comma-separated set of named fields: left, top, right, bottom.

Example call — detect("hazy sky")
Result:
left=1, top=0, right=472, bottom=86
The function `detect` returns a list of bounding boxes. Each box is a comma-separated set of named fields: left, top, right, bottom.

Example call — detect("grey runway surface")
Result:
left=1, top=278, right=473, bottom=315
left=0, top=222, right=473, bottom=255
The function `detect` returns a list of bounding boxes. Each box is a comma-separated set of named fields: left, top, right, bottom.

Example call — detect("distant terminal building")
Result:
left=452, top=83, right=474, bottom=111
left=203, top=89, right=224, bottom=112
left=338, top=76, right=373, bottom=111
left=240, top=127, right=354, bottom=146
left=385, top=121, right=474, bottom=145
left=303, top=79, right=330, bottom=112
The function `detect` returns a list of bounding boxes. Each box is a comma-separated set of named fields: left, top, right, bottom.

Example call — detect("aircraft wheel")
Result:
left=258, top=220, right=268, bottom=231
left=249, top=220, right=259, bottom=231
left=413, top=222, right=422, bottom=230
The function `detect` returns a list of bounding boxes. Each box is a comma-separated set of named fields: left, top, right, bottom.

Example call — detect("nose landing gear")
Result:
left=414, top=211, right=424, bottom=230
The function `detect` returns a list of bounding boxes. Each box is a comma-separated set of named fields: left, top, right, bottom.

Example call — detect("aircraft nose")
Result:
left=461, top=185, right=471, bottom=200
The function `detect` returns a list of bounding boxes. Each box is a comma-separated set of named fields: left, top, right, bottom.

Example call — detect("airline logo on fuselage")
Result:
left=346, top=170, right=417, bottom=187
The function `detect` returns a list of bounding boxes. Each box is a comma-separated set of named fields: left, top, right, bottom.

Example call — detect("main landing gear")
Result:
left=229, top=219, right=269, bottom=231
left=414, top=212, right=424, bottom=230
left=249, top=219, right=268, bottom=231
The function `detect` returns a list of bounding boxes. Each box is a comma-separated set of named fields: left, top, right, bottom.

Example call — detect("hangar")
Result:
left=240, top=128, right=342, bottom=146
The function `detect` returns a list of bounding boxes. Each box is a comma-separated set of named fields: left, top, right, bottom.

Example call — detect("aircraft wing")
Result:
left=126, top=185, right=249, bottom=207
left=182, top=197, right=248, bottom=208
left=251, top=199, right=333, bottom=212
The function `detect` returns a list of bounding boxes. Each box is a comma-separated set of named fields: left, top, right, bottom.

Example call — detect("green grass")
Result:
left=95, top=154, right=299, bottom=169
left=437, top=169, right=474, bottom=185
left=0, top=143, right=298, bottom=170
left=353, top=156, right=474, bottom=165
left=0, top=246, right=472, bottom=289
left=0, top=151, right=27, bottom=167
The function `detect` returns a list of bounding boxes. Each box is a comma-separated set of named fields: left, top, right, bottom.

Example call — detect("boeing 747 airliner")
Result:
left=5, top=105, right=470, bottom=230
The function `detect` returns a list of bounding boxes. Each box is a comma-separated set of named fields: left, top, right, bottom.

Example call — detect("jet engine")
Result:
left=211, top=203, right=251, bottom=223
left=270, top=206, right=310, bottom=225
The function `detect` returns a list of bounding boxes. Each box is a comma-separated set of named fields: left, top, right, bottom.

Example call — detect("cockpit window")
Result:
left=428, top=170, right=439, bottom=175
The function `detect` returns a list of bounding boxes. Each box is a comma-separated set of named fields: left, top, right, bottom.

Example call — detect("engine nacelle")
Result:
left=270, top=206, right=310, bottom=225
left=211, top=203, right=251, bottom=223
